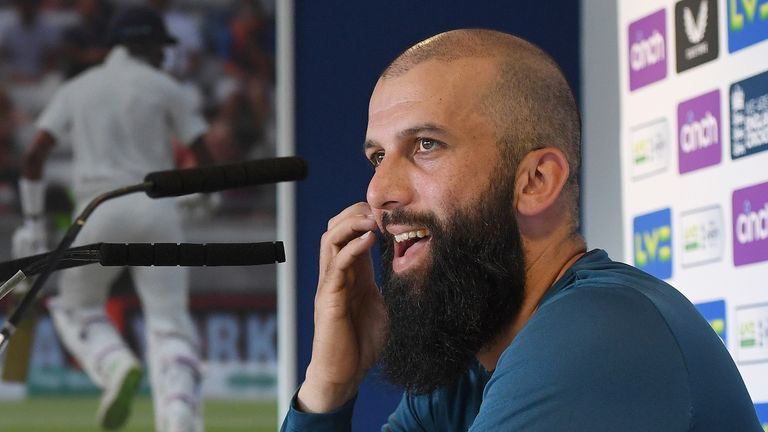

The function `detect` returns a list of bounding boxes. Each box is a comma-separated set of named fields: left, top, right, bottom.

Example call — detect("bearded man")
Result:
left=282, top=29, right=761, bottom=431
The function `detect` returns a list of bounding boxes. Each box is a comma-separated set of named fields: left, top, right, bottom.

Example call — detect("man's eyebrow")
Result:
left=398, top=123, right=449, bottom=138
left=364, top=139, right=379, bottom=153
left=363, top=123, right=450, bottom=152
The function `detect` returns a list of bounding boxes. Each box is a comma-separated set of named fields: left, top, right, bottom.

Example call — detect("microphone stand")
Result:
left=0, top=181, right=152, bottom=353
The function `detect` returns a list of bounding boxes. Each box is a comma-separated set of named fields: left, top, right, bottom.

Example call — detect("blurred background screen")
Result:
left=0, top=0, right=280, bottom=430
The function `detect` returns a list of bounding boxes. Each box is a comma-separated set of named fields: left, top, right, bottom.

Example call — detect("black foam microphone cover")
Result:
left=144, top=157, right=307, bottom=198
left=99, top=242, right=285, bottom=266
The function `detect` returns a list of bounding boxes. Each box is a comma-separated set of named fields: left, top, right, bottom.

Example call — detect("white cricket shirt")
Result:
left=36, top=46, right=207, bottom=198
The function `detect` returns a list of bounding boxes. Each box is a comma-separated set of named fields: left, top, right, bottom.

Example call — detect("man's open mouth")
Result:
left=393, top=229, right=431, bottom=258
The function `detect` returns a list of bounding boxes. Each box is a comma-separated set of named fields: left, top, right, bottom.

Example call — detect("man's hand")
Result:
left=297, top=202, right=385, bottom=413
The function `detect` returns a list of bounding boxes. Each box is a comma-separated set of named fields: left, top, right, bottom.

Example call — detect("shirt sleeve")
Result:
left=280, top=389, right=356, bottom=432
left=36, top=86, right=71, bottom=140
left=282, top=362, right=487, bottom=432
left=469, top=285, right=693, bottom=432
left=164, top=82, right=207, bottom=146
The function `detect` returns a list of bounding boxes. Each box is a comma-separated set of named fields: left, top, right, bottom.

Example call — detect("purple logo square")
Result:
left=732, top=180, right=768, bottom=266
left=677, top=89, right=721, bottom=174
left=629, top=9, right=668, bottom=91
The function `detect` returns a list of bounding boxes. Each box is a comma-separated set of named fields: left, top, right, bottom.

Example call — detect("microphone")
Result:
left=0, top=241, right=284, bottom=323
left=144, top=156, right=308, bottom=198
left=0, top=242, right=285, bottom=280
left=99, top=242, right=285, bottom=266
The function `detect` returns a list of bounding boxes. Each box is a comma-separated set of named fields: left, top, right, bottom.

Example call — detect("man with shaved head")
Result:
left=282, top=30, right=761, bottom=431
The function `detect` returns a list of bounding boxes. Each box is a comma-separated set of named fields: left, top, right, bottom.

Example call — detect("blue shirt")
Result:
left=283, top=250, right=761, bottom=431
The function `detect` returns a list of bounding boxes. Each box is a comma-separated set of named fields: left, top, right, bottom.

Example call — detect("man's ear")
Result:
left=514, top=147, right=570, bottom=217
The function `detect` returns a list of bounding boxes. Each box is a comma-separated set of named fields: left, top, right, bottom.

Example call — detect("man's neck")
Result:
left=476, top=233, right=587, bottom=371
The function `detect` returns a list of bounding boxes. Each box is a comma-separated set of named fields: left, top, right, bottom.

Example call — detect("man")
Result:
left=282, top=29, right=761, bottom=430
left=14, top=7, right=212, bottom=431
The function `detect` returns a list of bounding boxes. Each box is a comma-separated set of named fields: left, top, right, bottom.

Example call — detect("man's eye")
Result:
left=418, top=138, right=438, bottom=151
left=369, top=151, right=385, bottom=167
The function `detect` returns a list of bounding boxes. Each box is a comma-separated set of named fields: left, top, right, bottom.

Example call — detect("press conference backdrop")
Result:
left=619, top=0, right=768, bottom=422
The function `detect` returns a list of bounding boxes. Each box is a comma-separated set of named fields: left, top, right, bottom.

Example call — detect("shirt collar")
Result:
left=539, top=249, right=609, bottom=305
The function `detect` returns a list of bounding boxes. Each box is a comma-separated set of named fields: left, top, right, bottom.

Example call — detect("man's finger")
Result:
left=327, top=202, right=373, bottom=230
left=321, top=230, right=377, bottom=293
left=319, top=214, right=378, bottom=276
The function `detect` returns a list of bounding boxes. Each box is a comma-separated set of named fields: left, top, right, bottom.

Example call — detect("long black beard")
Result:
left=378, top=179, right=526, bottom=394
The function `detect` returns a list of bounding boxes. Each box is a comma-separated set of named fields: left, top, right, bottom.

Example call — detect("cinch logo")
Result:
left=681, top=205, right=723, bottom=267
left=628, top=9, right=667, bottom=91
left=736, top=202, right=768, bottom=243
left=675, top=0, right=719, bottom=72
left=735, top=303, right=768, bottom=364
left=633, top=208, right=673, bottom=279
left=732, top=180, right=768, bottom=266
left=681, top=112, right=718, bottom=151
left=731, top=70, right=768, bottom=159
left=695, top=299, right=726, bottom=344
left=728, top=0, right=768, bottom=52
left=631, top=30, right=665, bottom=70
left=678, top=89, right=721, bottom=174
left=630, top=118, right=669, bottom=180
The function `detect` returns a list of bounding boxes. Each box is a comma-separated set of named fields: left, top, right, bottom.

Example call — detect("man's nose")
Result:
left=366, top=156, right=412, bottom=212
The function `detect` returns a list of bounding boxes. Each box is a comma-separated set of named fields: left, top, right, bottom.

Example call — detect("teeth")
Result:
left=394, top=229, right=430, bottom=243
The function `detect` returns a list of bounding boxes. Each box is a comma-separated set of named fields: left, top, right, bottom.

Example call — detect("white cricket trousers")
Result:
left=48, top=192, right=202, bottom=430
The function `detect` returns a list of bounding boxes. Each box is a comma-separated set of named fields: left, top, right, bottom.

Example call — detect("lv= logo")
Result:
left=633, top=208, right=673, bottom=279
left=730, top=0, right=768, bottom=30
left=635, top=226, right=672, bottom=268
